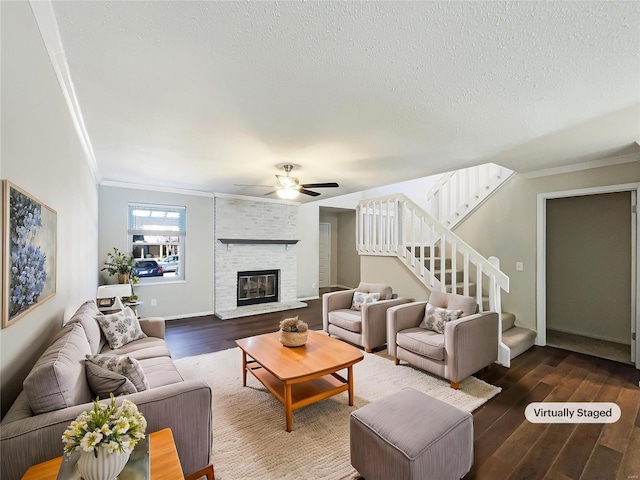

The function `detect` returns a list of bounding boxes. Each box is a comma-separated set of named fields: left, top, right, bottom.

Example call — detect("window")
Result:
left=128, top=203, right=186, bottom=282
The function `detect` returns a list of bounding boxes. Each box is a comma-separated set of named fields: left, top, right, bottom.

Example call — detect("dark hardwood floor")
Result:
left=165, top=296, right=640, bottom=480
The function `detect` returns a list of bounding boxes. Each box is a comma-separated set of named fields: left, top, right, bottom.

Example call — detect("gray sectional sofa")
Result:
left=0, top=301, right=212, bottom=480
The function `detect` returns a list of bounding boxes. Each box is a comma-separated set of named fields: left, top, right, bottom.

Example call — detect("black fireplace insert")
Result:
left=237, top=269, right=279, bottom=306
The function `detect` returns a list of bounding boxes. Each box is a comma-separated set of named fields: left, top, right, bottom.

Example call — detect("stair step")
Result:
left=421, top=258, right=452, bottom=269
left=433, top=269, right=465, bottom=284
left=502, top=326, right=536, bottom=360
left=501, top=312, right=516, bottom=332
left=445, top=282, right=477, bottom=296
left=407, top=246, right=440, bottom=257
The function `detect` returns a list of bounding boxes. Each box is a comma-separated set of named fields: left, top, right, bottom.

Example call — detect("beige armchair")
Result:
left=323, top=283, right=410, bottom=353
left=387, top=291, right=498, bottom=389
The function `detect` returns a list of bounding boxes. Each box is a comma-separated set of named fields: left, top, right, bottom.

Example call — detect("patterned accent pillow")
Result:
left=95, top=307, right=147, bottom=349
left=86, top=354, right=149, bottom=392
left=351, top=292, right=380, bottom=311
left=85, top=361, right=138, bottom=399
left=419, top=303, right=463, bottom=334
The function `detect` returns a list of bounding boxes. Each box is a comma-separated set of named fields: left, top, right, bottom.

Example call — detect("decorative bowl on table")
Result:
left=278, top=316, right=309, bottom=347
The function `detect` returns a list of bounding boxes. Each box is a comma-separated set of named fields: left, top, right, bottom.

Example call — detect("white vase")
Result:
left=76, top=448, right=130, bottom=480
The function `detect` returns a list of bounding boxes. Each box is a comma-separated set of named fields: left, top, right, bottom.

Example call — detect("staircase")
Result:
left=426, top=163, right=514, bottom=228
left=356, top=191, right=536, bottom=367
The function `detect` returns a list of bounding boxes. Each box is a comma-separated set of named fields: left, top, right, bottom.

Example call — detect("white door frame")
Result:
left=536, top=182, right=640, bottom=368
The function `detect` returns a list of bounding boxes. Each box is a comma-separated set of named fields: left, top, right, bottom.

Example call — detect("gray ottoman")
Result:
left=350, top=388, right=473, bottom=480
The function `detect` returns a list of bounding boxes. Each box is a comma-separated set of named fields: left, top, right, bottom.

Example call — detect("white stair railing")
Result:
left=357, top=193, right=511, bottom=366
left=426, top=163, right=513, bottom=229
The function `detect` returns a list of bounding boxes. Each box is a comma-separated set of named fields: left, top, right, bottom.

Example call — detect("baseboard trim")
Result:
left=547, top=326, right=631, bottom=346
left=164, top=311, right=214, bottom=321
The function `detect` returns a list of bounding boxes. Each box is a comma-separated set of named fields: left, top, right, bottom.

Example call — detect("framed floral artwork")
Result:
left=2, top=180, right=57, bottom=328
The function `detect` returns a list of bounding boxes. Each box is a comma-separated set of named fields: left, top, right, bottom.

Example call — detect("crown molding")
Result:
left=523, top=152, right=640, bottom=179
left=30, top=0, right=101, bottom=183
left=100, top=180, right=214, bottom=197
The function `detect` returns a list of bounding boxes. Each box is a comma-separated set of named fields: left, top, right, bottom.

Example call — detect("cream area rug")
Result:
left=174, top=347, right=501, bottom=480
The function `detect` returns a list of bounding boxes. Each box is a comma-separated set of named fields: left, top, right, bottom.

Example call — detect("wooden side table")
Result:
left=22, top=429, right=184, bottom=480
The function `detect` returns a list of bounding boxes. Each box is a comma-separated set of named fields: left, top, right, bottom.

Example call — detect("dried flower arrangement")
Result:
left=279, top=316, right=308, bottom=333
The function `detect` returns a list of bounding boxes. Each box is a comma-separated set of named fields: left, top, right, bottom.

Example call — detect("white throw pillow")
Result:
left=86, top=354, right=149, bottom=392
left=419, top=303, right=463, bottom=334
left=95, top=307, right=147, bottom=349
left=351, top=292, right=380, bottom=311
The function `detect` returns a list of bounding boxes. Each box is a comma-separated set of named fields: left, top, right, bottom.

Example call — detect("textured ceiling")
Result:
left=49, top=1, right=639, bottom=201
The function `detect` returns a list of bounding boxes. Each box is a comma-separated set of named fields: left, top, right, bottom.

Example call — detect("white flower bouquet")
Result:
left=62, top=395, right=147, bottom=457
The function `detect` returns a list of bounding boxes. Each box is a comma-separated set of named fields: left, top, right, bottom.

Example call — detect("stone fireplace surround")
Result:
left=214, top=196, right=306, bottom=319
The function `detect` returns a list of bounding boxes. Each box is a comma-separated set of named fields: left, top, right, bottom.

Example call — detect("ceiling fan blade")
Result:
left=300, top=182, right=339, bottom=188
left=299, top=188, right=321, bottom=197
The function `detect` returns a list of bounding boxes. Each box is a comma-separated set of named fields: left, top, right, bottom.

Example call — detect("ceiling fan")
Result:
left=235, top=164, right=339, bottom=199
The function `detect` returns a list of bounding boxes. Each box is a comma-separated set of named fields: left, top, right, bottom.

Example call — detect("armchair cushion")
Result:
left=419, top=303, right=463, bottom=334
left=396, top=327, right=445, bottom=361
left=328, top=309, right=363, bottom=333
left=351, top=292, right=380, bottom=311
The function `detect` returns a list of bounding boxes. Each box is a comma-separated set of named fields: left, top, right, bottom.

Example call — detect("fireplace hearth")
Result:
left=237, top=270, right=279, bottom=307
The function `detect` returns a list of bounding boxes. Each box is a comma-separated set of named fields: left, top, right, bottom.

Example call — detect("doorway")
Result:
left=537, top=184, right=639, bottom=368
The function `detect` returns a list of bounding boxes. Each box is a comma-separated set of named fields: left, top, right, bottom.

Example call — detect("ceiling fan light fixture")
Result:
left=276, top=187, right=299, bottom=200
left=276, top=174, right=299, bottom=189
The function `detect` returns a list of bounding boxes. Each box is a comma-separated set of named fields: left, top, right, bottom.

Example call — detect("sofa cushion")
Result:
left=328, top=309, right=363, bottom=333
left=419, top=303, right=462, bottom=334
left=138, top=356, right=184, bottom=388
left=100, top=336, right=172, bottom=360
left=396, top=327, right=445, bottom=361
left=351, top=292, right=380, bottom=311
left=23, top=323, right=93, bottom=414
left=96, top=307, right=147, bottom=349
left=85, top=361, right=138, bottom=399
left=68, top=300, right=105, bottom=354
left=86, top=354, right=150, bottom=392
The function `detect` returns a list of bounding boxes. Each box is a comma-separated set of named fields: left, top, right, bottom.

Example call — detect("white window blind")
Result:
left=128, top=204, right=186, bottom=236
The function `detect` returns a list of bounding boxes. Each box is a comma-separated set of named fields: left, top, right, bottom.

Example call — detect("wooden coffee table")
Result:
left=236, top=331, right=364, bottom=431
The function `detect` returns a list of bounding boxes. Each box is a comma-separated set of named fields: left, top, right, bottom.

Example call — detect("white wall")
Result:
left=296, top=202, right=320, bottom=299
left=99, top=185, right=214, bottom=319
left=0, top=1, right=99, bottom=416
